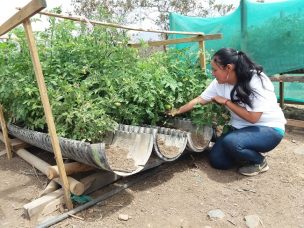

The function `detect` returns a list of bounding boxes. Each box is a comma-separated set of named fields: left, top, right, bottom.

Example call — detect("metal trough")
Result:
left=118, top=124, right=188, bottom=161
left=170, top=118, right=213, bottom=152
left=8, top=124, right=154, bottom=176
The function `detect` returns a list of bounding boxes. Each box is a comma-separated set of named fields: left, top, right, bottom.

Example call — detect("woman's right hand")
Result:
left=166, top=108, right=179, bottom=117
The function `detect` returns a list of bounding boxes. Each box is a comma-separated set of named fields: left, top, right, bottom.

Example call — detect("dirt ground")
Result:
left=0, top=127, right=304, bottom=228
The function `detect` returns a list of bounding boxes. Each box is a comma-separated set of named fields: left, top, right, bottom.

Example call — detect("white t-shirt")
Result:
left=200, top=73, right=286, bottom=130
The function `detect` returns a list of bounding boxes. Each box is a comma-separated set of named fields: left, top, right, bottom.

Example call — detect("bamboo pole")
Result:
left=198, top=40, right=206, bottom=71
left=16, top=8, right=204, bottom=36
left=0, top=105, right=12, bottom=159
left=129, top=34, right=222, bottom=48
left=22, top=19, right=73, bottom=210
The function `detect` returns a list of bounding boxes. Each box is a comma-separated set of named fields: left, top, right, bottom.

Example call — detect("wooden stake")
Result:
left=22, top=19, right=73, bottom=210
left=279, top=81, right=284, bottom=108
left=0, top=105, right=12, bottom=159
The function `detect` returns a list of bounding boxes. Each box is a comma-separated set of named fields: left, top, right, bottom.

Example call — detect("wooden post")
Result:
left=198, top=40, right=206, bottom=71
left=279, top=81, right=284, bottom=108
left=0, top=105, right=12, bottom=159
left=22, top=19, right=73, bottom=210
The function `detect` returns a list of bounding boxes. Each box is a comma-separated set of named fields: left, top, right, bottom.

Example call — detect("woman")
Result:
left=169, top=48, right=286, bottom=176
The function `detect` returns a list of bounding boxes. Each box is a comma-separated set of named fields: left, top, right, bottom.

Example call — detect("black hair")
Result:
left=212, top=47, right=263, bottom=108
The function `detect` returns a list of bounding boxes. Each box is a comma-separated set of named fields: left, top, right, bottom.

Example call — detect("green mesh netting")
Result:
left=169, top=0, right=304, bottom=103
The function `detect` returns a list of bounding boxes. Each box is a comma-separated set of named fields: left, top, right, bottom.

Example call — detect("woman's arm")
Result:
left=212, top=96, right=262, bottom=123
left=168, top=96, right=209, bottom=116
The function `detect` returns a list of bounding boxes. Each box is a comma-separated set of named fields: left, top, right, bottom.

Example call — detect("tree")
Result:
left=71, top=0, right=234, bottom=31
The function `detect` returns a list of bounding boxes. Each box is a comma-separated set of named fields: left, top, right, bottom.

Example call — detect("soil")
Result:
left=191, top=133, right=209, bottom=148
left=1, top=127, right=304, bottom=228
left=156, top=137, right=180, bottom=158
left=105, top=145, right=136, bottom=173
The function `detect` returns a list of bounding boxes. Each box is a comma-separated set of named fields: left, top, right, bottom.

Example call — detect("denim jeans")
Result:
left=209, top=126, right=284, bottom=170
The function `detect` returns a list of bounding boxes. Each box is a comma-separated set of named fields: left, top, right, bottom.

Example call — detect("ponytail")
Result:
left=212, top=48, right=263, bottom=108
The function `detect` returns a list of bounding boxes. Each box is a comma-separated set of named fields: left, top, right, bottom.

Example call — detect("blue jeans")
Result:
left=209, top=126, right=284, bottom=170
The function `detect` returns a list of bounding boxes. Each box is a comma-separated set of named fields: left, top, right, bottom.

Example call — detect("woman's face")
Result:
left=211, top=59, right=229, bottom=84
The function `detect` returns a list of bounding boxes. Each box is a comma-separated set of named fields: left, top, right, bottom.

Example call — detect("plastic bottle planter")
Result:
left=118, top=124, right=188, bottom=162
left=170, top=118, right=213, bottom=152
left=8, top=124, right=154, bottom=177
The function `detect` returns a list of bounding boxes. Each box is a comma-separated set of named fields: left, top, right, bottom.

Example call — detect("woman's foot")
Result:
left=238, top=159, right=269, bottom=176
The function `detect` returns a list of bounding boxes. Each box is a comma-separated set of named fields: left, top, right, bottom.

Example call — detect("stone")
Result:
left=207, top=209, right=225, bottom=219
left=244, top=214, right=261, bottom=228
left=118, top=214, right=129, bottom=221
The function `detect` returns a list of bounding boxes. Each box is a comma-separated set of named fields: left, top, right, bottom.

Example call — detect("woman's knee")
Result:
left=209, top=149, right=234, bottom=170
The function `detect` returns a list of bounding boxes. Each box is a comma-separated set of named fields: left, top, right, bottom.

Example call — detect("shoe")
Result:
left=238, top=159, right=269, bottom=176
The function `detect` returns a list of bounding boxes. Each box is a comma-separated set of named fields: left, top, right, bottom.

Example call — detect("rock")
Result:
left=118, top=214, right=129, bottom=221
left=244, top=214, right=261, bottom=228
left=207, top=209, right=225, bottom=219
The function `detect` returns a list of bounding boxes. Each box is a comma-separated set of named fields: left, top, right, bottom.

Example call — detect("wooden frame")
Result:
left=0, top=0, right=73, bottom=210
left=129, top=34, right=222, bottom=71
left=21, top=9, right=222, bottom=72
left=270, top=74, right=304, bottom=108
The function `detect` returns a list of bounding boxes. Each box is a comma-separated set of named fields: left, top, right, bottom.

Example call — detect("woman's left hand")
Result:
left=212, top=96, right=228, bottom=105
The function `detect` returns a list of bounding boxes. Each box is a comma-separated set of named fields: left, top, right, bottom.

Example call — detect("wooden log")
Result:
left=0, top=0, right=46, bottom=36
left=53, top=176, right=84, bottom=196
left=23, top=19, right=73, bottom=209
left=0, top=105, right=12, bottom=159
left=16, top=149, right=84, bottom=195
left=81, top=171, right=120, bottom=194
left=48, top=162, right=95, bottom=179
left=16, top=148, right=49, bottom=174
left=40, top=180, right=59, bottom=197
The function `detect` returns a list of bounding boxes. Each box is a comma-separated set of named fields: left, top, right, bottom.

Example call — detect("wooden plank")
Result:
left=286, top=119, right=304, bottom=129
left=270, top=75, right=304, bottom=82
left=24, top=189, right=63, bottom=219
left=39, top=197, right=64, bottom=218
left=129, top=34, right=222, bottom=48
left=0, top=0, right=46, bottom=36
left=0, top=105, right=12, bottom=159
left=23, top=19, right=73, bottom=210
left=0, top=132, right=30, bottom=151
